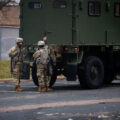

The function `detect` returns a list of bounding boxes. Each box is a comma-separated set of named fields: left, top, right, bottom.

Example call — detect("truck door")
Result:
left=46, top=0, right=72, bottom=45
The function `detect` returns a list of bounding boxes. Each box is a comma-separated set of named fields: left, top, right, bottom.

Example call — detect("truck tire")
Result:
left=32, top=62, right=39, bottom=86
left=78, top=56, right=104, bottom=89
left=32, top=62, right=57, bottom=87
left=49, top=66, right=57, bottom=87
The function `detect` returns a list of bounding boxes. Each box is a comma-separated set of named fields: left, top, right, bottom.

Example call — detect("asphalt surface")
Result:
left=0, top=79, right=120, bottom=120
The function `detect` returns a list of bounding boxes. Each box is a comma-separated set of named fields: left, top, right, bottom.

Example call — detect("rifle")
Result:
left=10, top=58, right=13, bottom=73
left=17, top=46, right=24, bottom=78
left=18, top=46, right=22, bottom=62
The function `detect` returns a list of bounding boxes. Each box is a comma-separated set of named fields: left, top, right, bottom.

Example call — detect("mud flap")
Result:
left=64, top=64, right=77, bottom=81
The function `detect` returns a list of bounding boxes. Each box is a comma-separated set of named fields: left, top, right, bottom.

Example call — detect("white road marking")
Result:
left=0, top=98, right=120, bottom=113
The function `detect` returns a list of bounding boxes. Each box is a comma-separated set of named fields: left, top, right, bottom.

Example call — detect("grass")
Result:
left=0, top=61, right=12, bottom=79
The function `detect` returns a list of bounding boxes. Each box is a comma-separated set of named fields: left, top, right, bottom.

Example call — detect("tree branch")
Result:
left=0, top=0, right=12, bottom=10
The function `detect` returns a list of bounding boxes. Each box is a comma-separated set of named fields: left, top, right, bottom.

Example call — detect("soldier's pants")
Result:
left=12, top=62, right=23, bottom=86
left=37, top=64, right=50, bottom=88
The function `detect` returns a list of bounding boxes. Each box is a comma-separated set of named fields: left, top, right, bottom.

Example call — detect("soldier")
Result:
left=43, top=36, right=57, bottom=87
left=33, top=41, right=52, bottom=92
left=43, top=36, right=63, bottom=62
left=43, top=36, right=48, bottom=49
left=8, top=38, right=25, bottom=92
left=43, top=36, right=56, bottom=66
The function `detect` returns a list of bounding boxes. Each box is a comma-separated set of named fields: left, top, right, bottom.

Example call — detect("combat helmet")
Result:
left=38, top=41, right=45, bottom=46
left=16, top=37, right=23, bottom=43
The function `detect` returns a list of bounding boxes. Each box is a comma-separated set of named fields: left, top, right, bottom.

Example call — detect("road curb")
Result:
left=0, top=78, right=31, bottom=83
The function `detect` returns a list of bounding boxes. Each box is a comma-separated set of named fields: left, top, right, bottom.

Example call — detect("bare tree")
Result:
left=0, top=0, right=13, bottom=10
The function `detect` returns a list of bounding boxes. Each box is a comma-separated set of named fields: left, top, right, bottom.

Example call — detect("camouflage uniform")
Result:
left=37, top=64, right=49, bottom=88
left=9, top=38, right=25, bottom=91
left=33, top=41, right=51, bottom=92
left=49, top=45, right=56, bottom=66
left=43, top=36, right=56, bottom=70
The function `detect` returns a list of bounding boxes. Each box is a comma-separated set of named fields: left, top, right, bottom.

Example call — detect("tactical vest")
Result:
left=9, top=46, right=25, bottom=62
left=36, top=48, right=50, bottom=65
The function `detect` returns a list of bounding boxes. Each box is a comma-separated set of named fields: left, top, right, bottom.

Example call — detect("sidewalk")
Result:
left=0, top=78, right=13, bottom=83
left=0, top=78, right=31, bottom=83
left=0, top=75, right=65, bottom=83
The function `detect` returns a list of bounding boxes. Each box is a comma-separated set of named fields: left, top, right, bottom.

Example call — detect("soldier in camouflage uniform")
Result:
left=33, top=41, right=52, bottom=92
left=9, top=38, right=25, bottom=92
left=43, top=36, right=56, bottom=69
left=43, top=36, right=62, bottom=62
left=43, top=36, right=48, bottom=50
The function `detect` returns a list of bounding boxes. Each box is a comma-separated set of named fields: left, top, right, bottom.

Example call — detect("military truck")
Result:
left=20, top=0, right=120, bottom=89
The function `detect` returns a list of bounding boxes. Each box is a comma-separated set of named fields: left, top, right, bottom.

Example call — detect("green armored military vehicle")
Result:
left=20, top=0, right=120, bottom=88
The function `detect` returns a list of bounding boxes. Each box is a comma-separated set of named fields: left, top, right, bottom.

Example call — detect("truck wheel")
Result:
left=78, top=56, right=104, bottom=89
left=32, top=62, right=57, bottom=87
left=32, top=62, right=39, bottom=86
left=49, top=66, right=57, bottom=87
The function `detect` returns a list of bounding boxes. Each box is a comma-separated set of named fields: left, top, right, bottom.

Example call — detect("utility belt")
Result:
left=12, top=60, right=23, bottom=68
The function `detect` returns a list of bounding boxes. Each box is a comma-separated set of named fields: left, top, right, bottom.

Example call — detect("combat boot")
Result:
left=15, top=85, right=23, bottom=92
left=41, top=87, right=47, bottom=92
left=38, top=86, right=42, bottom=92
left=46, top=87, right=52, bottom=92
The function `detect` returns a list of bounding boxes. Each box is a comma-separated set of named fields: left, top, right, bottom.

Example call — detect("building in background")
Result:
left=0, top=1, right=20, bottom=60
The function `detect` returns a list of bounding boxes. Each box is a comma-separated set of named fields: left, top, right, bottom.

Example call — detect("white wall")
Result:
left=0, top=26, right=19, bottom=60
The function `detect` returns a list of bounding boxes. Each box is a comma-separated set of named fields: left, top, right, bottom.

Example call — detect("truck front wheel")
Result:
left=78, top=56, right=104, bottom=89
left=32, top=62, right=57, bottom=87
left=32, top=62, right=39, bottom=86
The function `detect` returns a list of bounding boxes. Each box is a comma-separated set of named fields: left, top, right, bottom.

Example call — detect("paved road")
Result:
left=0, top=79, right=120, bottom=120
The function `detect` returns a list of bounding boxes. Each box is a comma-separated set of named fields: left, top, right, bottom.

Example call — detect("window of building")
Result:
left=115, top=3, right=120, bottom=17
left=88, top=1, right=101, bottom=16
left=53, top=0, right=67, bottom=8
left=28, top=2, right=42, bottom=9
